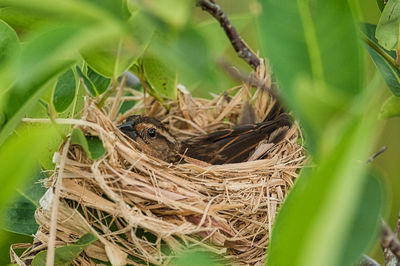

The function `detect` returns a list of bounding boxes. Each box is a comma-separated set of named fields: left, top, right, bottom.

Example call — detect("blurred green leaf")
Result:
left=266, top=114, right=378, bottom=266
left=142, top=0, right=193, bottom=28
left=376, top=0, right=400, bottom=51
left=76, top=66, right=97, bottom=96
left=82, top=35, right=146, bottom=79
left=0, top=19, right=19, bottom=63
left=81, top=10, right=153, bottom=79
left=0, top=0, right=126, bottom=26
left=0, top=126, right=56, bottom=211
left=0, top=24, right=82, bottom=146
left=0, top=7, right=49, bottom=33
left=1, top=170, right=47, bottom=236
left=148, top=28, right=217, bottom=91
left=87, top=67, right=111, bottom=95
left=362, top=23, right=400, bottom=96
left=257, top=0, right=364, bottom=153
left=143, top=57, right=177, bottom=100
left=0, top=19, right=20, bottom=99
left=197, top=14, right=254, bottom=56
left=31, top=233, right=98, bottom=266
left=338, top=169, right=384, bottom=265
left=376, top=0, right=386, bottom=12
left=380, top=95, right=400, bottom=118
left=70, top=128, right=106, bottom=160
left=171, top=249, right=221, bottom=266
left=53, top=68, right=76, bottom=113
left=84, top=0, right=130, bottom=21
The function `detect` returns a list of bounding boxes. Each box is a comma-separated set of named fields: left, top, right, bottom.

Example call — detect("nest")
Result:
left=12, top=64, right=305, bottom=265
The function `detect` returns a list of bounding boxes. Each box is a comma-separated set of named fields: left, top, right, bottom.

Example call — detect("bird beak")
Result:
left=117, top=122, right=138, bottom=140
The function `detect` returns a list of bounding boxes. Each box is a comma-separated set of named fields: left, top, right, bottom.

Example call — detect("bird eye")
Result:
left=148, top=128, right=156, bottom=138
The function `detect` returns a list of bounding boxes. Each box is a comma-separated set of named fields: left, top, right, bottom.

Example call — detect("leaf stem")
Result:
left=363, top=36, right=400, bottom=73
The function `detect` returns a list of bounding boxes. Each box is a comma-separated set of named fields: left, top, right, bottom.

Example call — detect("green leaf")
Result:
left=266, top=115, right=380, bottom=266
left=0, top=24, right=84, bottom=146
left=0, top=19, right=20, bottom=63
left=0, top=7, right=50, bottom=33
left=1, top=170, right=47, bottom=236
left=141, top=0, right=193, bottom=28
left=31, top=233, right=98, bottom=266
left=148, top=28, right=217, bottom=91
left=257, top=0, right=364, bottom=153
left=70, top=128, right=106, bottom=160
left=0, top=126, right=57, bottom=211
left=338, top=170, right=384, bottom=265
left=81, top=10, right=153, bottom=79
left=87, top=66, right=111, bottom=95
left=83, top=0, right=130, bottom=21
left=380, top=95, right=400, bottom=118
left=376, top=0, right=400, bottom=51
left=53, top=68, right=77, bottom=113
left=142, top=57, right=177, bottom=100
left=0, top=19, right=20, bottom=99
left=362, top=23, right=400, bottom=96
left=376, top=0, right=386, bottom=11
left=172, top=249, right=222, bottom=266
left=75, top=66, right=97, bottom=96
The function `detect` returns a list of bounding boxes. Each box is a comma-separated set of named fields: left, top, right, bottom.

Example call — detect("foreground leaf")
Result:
left=1, top=170, right=47, bottom=236
left=0, top=126, right=57, bottom=211
left=257, top=0, right=363, bottom=153
left=267, top=115, right=381, bottom=266
left=380, top=95, right=400, bottom=118
left=70, top=128, right=106, bottom=160
left=31, top=233, right=98, bottom=266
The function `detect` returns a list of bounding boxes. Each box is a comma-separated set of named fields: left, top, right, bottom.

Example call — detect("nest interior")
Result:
left=13, top=65, right=305, bottom=265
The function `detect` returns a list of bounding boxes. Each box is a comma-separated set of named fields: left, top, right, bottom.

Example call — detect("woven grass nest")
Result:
left=14, top=64, right=305, bottom=265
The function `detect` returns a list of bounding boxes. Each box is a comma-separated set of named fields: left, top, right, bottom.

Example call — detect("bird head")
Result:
left=118, top=115, right=180, bottom=162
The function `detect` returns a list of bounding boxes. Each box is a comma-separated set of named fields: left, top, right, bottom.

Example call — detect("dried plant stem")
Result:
left=46, top=138, right=70, bottom=266
left=197, top=0, right=260, bottom=70
left=109, top=73, right=128, bottom=121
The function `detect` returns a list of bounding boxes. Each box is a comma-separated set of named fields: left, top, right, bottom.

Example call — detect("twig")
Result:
left=217, top=59, right=278, bottom=98
left=381, top=220, right=400, bottom=264
left=366, top=146, right=387, bottom=164
left=394, top=210, right=400, bottom=237
left=358, top=255, right=381, bottom=266
left=46, top=138, right=70, bottom=266
left=197, top=0, right=260, bottom=70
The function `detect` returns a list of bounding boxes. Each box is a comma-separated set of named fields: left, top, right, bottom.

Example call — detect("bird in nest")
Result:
left=118, top=105, right=292, bottom=165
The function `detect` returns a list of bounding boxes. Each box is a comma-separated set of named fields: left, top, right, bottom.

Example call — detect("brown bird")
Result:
left=118, top=112, right=291, bottom=165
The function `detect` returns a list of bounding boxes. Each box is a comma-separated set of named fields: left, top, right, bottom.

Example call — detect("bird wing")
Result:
left=181, top=114, right=291, bottom=164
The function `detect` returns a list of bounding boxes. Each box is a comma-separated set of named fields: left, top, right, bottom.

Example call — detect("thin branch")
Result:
left=365, top=146, right=387, bottom=164
left=394, top=210, right=400, bottom=237
left=217, top=59, right=278, bottom=98
left=363, top=36, right=400, bottom=73
left=197, top=0, right=260, bottom=70
left=358, top=255, right=381, bottom=266
left=381, top=220, right=400, bottom=264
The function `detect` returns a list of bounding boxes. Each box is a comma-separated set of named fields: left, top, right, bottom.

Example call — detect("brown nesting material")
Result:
left=12, top=63, right=305, bottom=265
